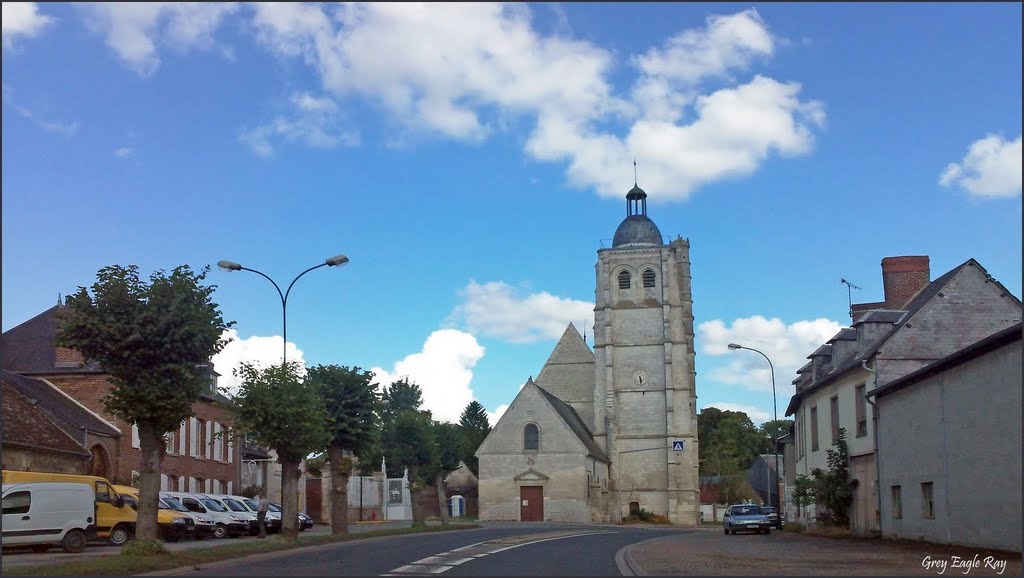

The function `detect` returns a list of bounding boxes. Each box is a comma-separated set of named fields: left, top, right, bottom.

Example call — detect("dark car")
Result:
left=270, top=503, right=314, bottom=531
left=761, top=506, right=785, bottom=529
left=723, top=504, right=771, bottom=535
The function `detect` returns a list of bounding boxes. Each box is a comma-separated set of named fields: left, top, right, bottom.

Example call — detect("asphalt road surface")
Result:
left=177, top=523, right=688, bottom=576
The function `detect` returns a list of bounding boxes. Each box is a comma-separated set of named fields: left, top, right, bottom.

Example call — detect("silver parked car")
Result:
left=723, top=504, right=771, bottom=535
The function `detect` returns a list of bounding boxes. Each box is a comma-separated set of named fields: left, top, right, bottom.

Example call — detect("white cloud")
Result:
left=448, top=280, right=594, bottom=344
left=115, top=146, right=135, bottom=158
left=487, top=404, right=509, bottom=425
left=78, top=2, right=237, bottom=76
left=239, top=91, right=359, bottom=157
left=248, top=4, right=823, bottom=200
left=3, top=86, right=78, bottom=138
left=2, top=2, right=54, bottom=49
left=370, top=329, right=485, bottom=423
left=701, top=401, right=772, bottom=425
left=939, top=134, right=1022, bottom=199
left=698, top=315, right=843, bottom=396
left=211, top=329, right=307, bottom=396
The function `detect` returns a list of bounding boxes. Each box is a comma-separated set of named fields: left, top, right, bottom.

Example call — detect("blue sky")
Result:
left=3, top=3, right=1021, bottom=426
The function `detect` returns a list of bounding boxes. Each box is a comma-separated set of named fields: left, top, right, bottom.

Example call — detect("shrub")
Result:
left=121, top=539, right=166, bottom=556
left=784, top=520, right=806, bottom=533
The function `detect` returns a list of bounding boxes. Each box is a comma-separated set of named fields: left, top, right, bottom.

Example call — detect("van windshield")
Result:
left=201, top=499, right=227, bottom=512
left=221, top=498, right=247, bottom=512
left=161, top=498, right=189, bottom=512
left=242, top=498, right=259, bottom=511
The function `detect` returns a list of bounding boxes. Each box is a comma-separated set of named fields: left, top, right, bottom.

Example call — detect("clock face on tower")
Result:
left=632, top=370, right=648, bottom=385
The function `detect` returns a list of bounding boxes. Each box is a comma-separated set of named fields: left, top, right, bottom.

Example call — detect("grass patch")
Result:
left=3, top=525, right=480, bottom=577
left=783, top=520, right=806, bottom=533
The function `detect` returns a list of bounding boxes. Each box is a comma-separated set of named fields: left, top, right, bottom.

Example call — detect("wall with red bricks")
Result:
left=42, top=373, right=240, bottom=489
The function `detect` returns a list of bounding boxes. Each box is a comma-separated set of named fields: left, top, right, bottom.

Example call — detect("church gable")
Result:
left=535, top=323, right=597, bottom=429
left=476, top=379, right=596, bottom=458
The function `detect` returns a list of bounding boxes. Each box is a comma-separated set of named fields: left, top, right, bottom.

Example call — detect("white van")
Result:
left=211, top=494, right=280, bottom=534
left=161, top=492, right=250, bottom=538
left=1, top=482, right=96, bottom=553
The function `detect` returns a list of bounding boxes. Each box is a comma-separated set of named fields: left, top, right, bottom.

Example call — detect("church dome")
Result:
left=612, top=214, right=663, bottom=247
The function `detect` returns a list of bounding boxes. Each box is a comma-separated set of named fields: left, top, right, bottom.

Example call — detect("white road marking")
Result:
left=383, top=530, right=614, bottom=575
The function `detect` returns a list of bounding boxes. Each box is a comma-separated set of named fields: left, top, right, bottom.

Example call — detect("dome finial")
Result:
left=634, top=158, right=638, bottom=187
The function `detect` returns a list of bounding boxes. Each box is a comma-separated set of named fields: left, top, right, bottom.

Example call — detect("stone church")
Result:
left=476, top=183, right=700, bottom=525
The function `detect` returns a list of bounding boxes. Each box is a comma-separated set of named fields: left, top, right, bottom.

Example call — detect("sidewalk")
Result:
left=0, top=521, right=418, bottom=572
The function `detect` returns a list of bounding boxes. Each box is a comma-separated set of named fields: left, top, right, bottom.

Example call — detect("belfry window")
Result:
left=642, top=269, right=656, bottom=288
left=618, top=271, right=631, bottom=290
left=523, top=423, right=539, bottom=451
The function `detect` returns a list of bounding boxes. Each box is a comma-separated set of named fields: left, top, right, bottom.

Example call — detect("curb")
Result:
left=615, top=537, right=661, bottom=577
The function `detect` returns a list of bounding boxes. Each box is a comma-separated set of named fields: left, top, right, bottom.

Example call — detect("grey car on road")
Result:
left=723, top=504, right=771, bottom=535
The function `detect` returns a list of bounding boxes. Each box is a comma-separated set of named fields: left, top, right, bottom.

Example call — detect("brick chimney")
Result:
left=881, top=256, right=930, bottom=309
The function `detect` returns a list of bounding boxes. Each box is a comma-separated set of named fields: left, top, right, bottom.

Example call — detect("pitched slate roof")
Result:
left=1, top=306, right=102, bottom=374
left=869, top=322, right=1022, bottom=399
left=785, top=258, right=1021, bottom=416
left=1, top=370, right=120, bottom=438
left=2, top=380, right=91, bottom=456
left=531, top=380, right=610, bottom=463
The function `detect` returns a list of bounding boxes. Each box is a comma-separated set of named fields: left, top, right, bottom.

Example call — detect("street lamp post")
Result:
left=728, top=343, right=779, bottom=510
left=218, top=254, right=349, bottom=365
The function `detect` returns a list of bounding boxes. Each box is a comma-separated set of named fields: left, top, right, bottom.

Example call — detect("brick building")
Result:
left=1, top=306, right=241, bottom=492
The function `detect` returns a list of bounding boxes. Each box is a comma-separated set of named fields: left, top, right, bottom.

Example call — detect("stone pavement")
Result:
left=620, top=527, right=1022, bottom=576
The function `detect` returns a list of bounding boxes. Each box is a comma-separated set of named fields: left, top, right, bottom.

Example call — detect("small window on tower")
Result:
left=642, top=269, right=656, bottom=288
left=618, top=270, right=631, bottom=290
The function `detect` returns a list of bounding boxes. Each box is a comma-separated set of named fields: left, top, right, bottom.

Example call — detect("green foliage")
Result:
left=383, top=409, right=438, bottom=485
left=230, top=361, right=329, bottom=463
left=308, top=365, right=379, bottom=463
left=697, top=408, right=763, bottom=476
left=791, top=428, right=854, bottom=527
left=238, top=485, right=264, bottom=499
left=433, top=421, right=467, bottom=477
left=380, top=378, right=423, bottom=422
left=458, top=401, right=491, bottom=474
left=758, top=419, right=793, bottom=453
left=121, top=539, right=165, bottom=556
left=783, top=520, right=806, bottom=533
left=56, top=264, right=232, bottom=432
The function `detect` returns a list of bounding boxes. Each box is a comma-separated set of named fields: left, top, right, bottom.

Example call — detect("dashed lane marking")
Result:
left=384, top=530, right=614, bottom=575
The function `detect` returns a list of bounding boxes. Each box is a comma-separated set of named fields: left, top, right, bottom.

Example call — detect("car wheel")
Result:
left=765, top=529, right=770, bottom=535
left=108, top=525, right=131, bottom=546
left=62, top=529, right=87, bottom=553
left=213, top=525, right=227, bottom=539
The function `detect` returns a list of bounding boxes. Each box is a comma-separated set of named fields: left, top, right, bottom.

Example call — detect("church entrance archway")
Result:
left=629, top=501, right=640, bottom=516
left=520, top=486, right=543, bottom=521
left=89, top=445, right=110, bottom=478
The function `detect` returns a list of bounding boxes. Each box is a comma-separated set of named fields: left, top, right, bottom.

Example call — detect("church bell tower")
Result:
left=592, top=181, right=699, bottom=525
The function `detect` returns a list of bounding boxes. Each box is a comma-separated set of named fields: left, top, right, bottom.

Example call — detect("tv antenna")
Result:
left=841, top=278, right=862, bottom=321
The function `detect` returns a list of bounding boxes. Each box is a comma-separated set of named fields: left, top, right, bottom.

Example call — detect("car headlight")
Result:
left=172, top=517, right=188, bottom=524
left=229, top=515, right=242, bottom=522
left=196, top=517, right=212, bottom=524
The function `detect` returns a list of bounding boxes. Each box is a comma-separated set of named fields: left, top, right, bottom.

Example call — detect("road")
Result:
left=172, top=523, right=688, bottom=576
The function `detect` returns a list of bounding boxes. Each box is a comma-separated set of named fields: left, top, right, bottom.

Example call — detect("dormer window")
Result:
left=642, top=269, right=656, bottom=288
left=523, top=423, right=539, bottom=451
left=618, top=271, right=631, bottom=290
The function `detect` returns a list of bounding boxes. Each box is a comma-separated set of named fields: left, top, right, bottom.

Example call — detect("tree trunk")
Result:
left=136, top=422, right=165, bottom=542
left=408, top=468, right=423, bottom=527
left=279, top=455, right=301, bottom=540
left=328, top=445, right=350, bottom=536
left=435, top=472, right=449, bottom=527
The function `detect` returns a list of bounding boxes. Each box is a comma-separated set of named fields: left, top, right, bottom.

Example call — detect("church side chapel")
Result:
left=476, top=181, right=700, bottom=525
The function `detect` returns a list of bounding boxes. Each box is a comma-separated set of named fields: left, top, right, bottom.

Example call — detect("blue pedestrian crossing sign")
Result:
left=672, top=441, right=685, bottom=451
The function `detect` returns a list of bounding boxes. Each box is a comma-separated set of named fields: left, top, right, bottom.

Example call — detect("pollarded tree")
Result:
left=431, top=421, right=467, bottom=527
left=458, top=401, right=491, bottom=475
left=383, top=409, right=438, bottom=526
left=56, top=264, right=231, bottom=543
left=307, top=364, right=379, bottom=536
left=232, top=361, right=329, bottom=539
left=380, top=377, right=424, bottom=426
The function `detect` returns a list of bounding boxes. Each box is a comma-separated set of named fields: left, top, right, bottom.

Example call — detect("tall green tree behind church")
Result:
left=458, top=401, right=491, bottom=474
